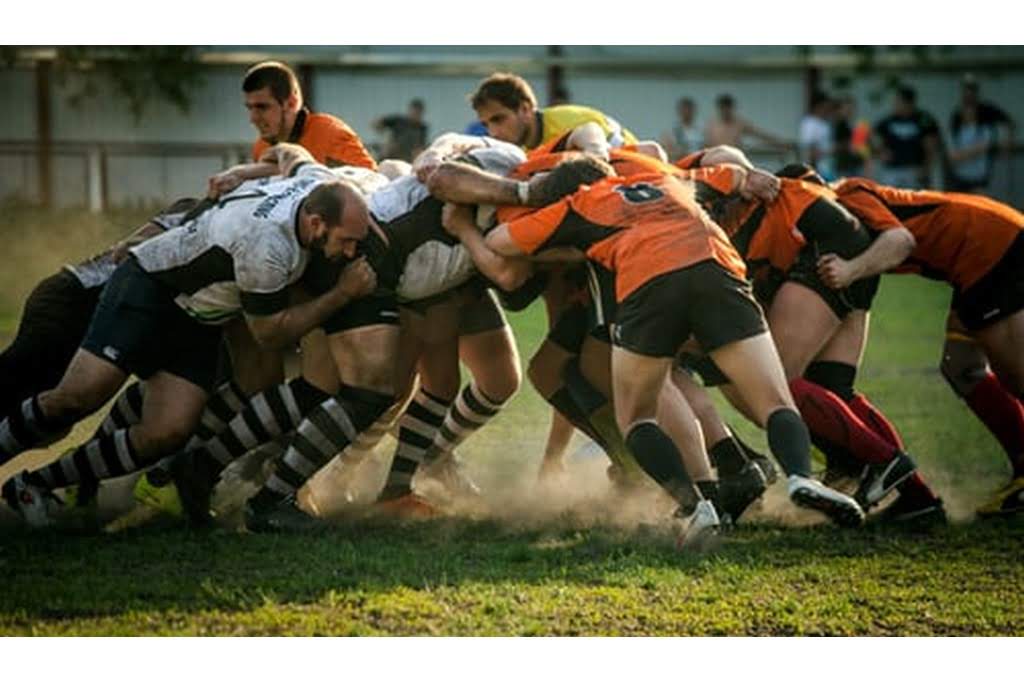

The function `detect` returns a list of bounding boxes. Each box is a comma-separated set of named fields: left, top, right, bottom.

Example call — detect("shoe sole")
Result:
left=856, top=456, right=917, bottom=510
left=791, top=487, right=865, bottom=528
left=885, top=505, right=948, bottom=525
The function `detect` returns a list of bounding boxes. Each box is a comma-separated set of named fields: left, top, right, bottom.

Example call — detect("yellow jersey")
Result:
left=531, top=105, right=638, bottom=151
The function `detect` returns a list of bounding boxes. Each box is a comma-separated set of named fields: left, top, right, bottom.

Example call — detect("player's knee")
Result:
left=804, top=361, right=856, bottom=402
left=477, top=360, right=521, bottom=403
left=939, top=341, right=989, bottom=398
left=132, top=421, right=194, bottom=459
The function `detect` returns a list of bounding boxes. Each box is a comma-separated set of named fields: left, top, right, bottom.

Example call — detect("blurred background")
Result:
left=2, top=45, right=1023, bottom=210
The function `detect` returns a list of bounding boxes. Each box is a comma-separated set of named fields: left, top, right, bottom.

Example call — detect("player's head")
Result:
left=677, top=97, right=696, bottom=122
left=408, top=98, right=425, bottom=120
left=470, top=72, right=539, bottom=146
left=301, top=181, right=370, bottom=261
left=529, top=153, right=614, bottom=206
left=775, top=162, right=826, bottom=186
left=716, top=93, right=735, bottom=120
left=893, top=85, right=916, bottom=116
left=243, top=61, right=303, bottom=144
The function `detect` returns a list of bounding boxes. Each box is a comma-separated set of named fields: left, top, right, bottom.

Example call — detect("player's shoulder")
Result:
left=306, top=111, right=355, bottom=132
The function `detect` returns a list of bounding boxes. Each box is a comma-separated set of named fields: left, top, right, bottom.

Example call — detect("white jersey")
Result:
left=367, top=140, right=526, bottom=301
left=130, top=163, right=337, bottom=324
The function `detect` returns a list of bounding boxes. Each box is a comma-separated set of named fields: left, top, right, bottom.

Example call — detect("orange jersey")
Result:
left=252, top=109, right=377, bottom=170
left=674, top=150, right=706, bottom=170
left=497, top=150, right=739, bottom=224
left=505, top=173, right=747, bottom=302
left=834, top=178, right=1024, bottom=289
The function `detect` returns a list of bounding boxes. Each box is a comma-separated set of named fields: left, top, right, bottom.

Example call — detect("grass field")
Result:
left=0, top=206, right=1022, bottom=636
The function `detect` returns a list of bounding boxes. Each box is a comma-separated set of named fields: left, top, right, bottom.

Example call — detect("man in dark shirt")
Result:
left=948, top=74, right=1016, bottom=192
left=374, top=98, right=429, bottom=162
left=873, top=85, right=940, bottom=189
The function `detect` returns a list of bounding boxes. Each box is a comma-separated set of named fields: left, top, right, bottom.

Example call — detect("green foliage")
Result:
left=51, top=46, right=205, bottom=121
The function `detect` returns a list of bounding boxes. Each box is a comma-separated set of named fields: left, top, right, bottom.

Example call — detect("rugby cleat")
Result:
left=133, top=468, right=183, bottom=518
left=878, top=494, right=947, bottom=526
left=976, top=476, right=1024, bottom=518
left=674, top=499, right=720, bottom=551
left=718, top=461, right=768, bottom=523
left=788, top=474, right=865, bottom=528
left=373, top=492, right=441, bottom=520
left=2, top=472, right=59, bottom=528
left=418, top=451, right=482, bottom=501
left=749, top=453, right=779, bottom=486
left=244, top=496, right=324, bottom=533
left=854, top=452, right=918, bottom=510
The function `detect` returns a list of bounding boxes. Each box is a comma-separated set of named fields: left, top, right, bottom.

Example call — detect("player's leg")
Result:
left=376, top=303, right=459, bottom=505
left=245, top=317, right=400, bottom=531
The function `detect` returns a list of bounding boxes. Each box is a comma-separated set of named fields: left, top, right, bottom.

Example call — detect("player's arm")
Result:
left=817, top=228, right=915, bottom=289
left=694, top=146, right=779, bottom=202
left=426, top=160, right=527, bottom=207
left=564, top=122, right=611, bottom=159
left=244, top=257, right=377, bottom=350
left=412, top=132, right=499, bottom=181
left=258, top=143, right=318, bottom=176
left=442, top=204, right=532, bottom=291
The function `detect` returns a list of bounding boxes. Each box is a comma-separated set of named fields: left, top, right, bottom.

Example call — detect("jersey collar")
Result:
left=289, top=108, right=310, bottom=143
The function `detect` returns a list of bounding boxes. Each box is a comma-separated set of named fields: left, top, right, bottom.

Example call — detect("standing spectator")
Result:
left=948, top=74, right=1016, bottom=193
left=798, top=91, right=835, bottom=180
left=873, top=85, right=940, bottom=189
left=704, top=93, right=791, bottom=150
left=374, top=98, right=429, bottom=162
left=661, top=97, right=704, bottom=159
left=833, top=95, right=872, bottom=178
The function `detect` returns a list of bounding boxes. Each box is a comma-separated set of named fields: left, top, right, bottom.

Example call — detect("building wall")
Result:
left=3, top=50, right=1024, bottom=207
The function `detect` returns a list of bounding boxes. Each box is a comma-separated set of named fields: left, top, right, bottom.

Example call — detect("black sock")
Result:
left=766, top=408, right=812, bottom=477
left=625, top=421, right=699, bottom=514
left=696, top=479, right=719, bottom=509
left=548, top=387, right=604, bottom=446
left=708, top=437, right=749, bottom=477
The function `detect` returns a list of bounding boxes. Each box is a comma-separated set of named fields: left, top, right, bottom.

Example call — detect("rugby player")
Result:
left=443, top=155, right=868, bottom=542
left=822, top=177, right=1024, bottom=517
left=1, top=145, right=378, bottom=526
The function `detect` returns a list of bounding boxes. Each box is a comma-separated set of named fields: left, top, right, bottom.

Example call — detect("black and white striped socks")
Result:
left=0, top=396, right=70, bottom=465
left=381, top=388, right=451, bottom=497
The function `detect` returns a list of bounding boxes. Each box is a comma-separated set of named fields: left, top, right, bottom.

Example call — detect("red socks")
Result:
left=964, top=372, right=1024, bottom=476
left=789, top=378, right=898, bottom=465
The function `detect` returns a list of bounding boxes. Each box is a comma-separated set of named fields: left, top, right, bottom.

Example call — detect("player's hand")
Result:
left=413, top=149, right=445, bottom=183
left=441, top=203, right=476, bottom=237
left=207, top=170, right=244, bottom=199
left=740, top=168, right=780, bottom=203
left=816, top=253, right=857, bottom=289
left=335, top=256, right=377, bottom=299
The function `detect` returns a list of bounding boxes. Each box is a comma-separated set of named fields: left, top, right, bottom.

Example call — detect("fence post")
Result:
left=87, top=146, right=105, bottom=213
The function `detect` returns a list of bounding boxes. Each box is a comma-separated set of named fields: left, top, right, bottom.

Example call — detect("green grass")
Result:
left=1, top=207, right=1022, bottom=636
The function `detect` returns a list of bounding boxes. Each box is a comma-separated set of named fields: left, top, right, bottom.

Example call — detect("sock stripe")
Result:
left=251, top=394, right=282, bottom=439
left=84, top=439, right=111, bottom=479
left=405, top=400, right=448, bottom=426
left=322, top=399, right=358, bottom=442
left=281, top=437, right=322, bottom=480
left=114, top=430, right=136, bottom=473
left=417, top=390, right=451, bottom=415
left=464, top=384, right=502, bottom=415
left=65, top=448, right=87, bottom=482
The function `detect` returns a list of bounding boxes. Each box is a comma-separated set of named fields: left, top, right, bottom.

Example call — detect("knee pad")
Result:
left=804, top=361, right=857, bottom=402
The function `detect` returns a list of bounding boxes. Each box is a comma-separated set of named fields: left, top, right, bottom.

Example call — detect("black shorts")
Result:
left=0, top=270, right=102, bottom=413
left=783, top=197, right=880, bottom=318
left=322, top=290, right=400, bottom=335
left=953, top=231, right=1024, bottom=331
left=80, top=258, right=223, bottom=390
left=613, top=260, right=768, bottom=358
left=399, top=280, right=508, bottom=337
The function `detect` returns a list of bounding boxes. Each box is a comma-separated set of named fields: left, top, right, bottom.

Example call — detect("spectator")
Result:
left=798, top=90, right=835, bottom=179
left=833, top=95, right=872, bottom=178
left=948, top=74, right=1016, bottom=192
left=661, top=97, right=704, bottom=159
left=873, top=85, right=940, bottom=188
left=704, top=93, right=791, bottom=150
left=373, top=98, right=429, bottom=162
